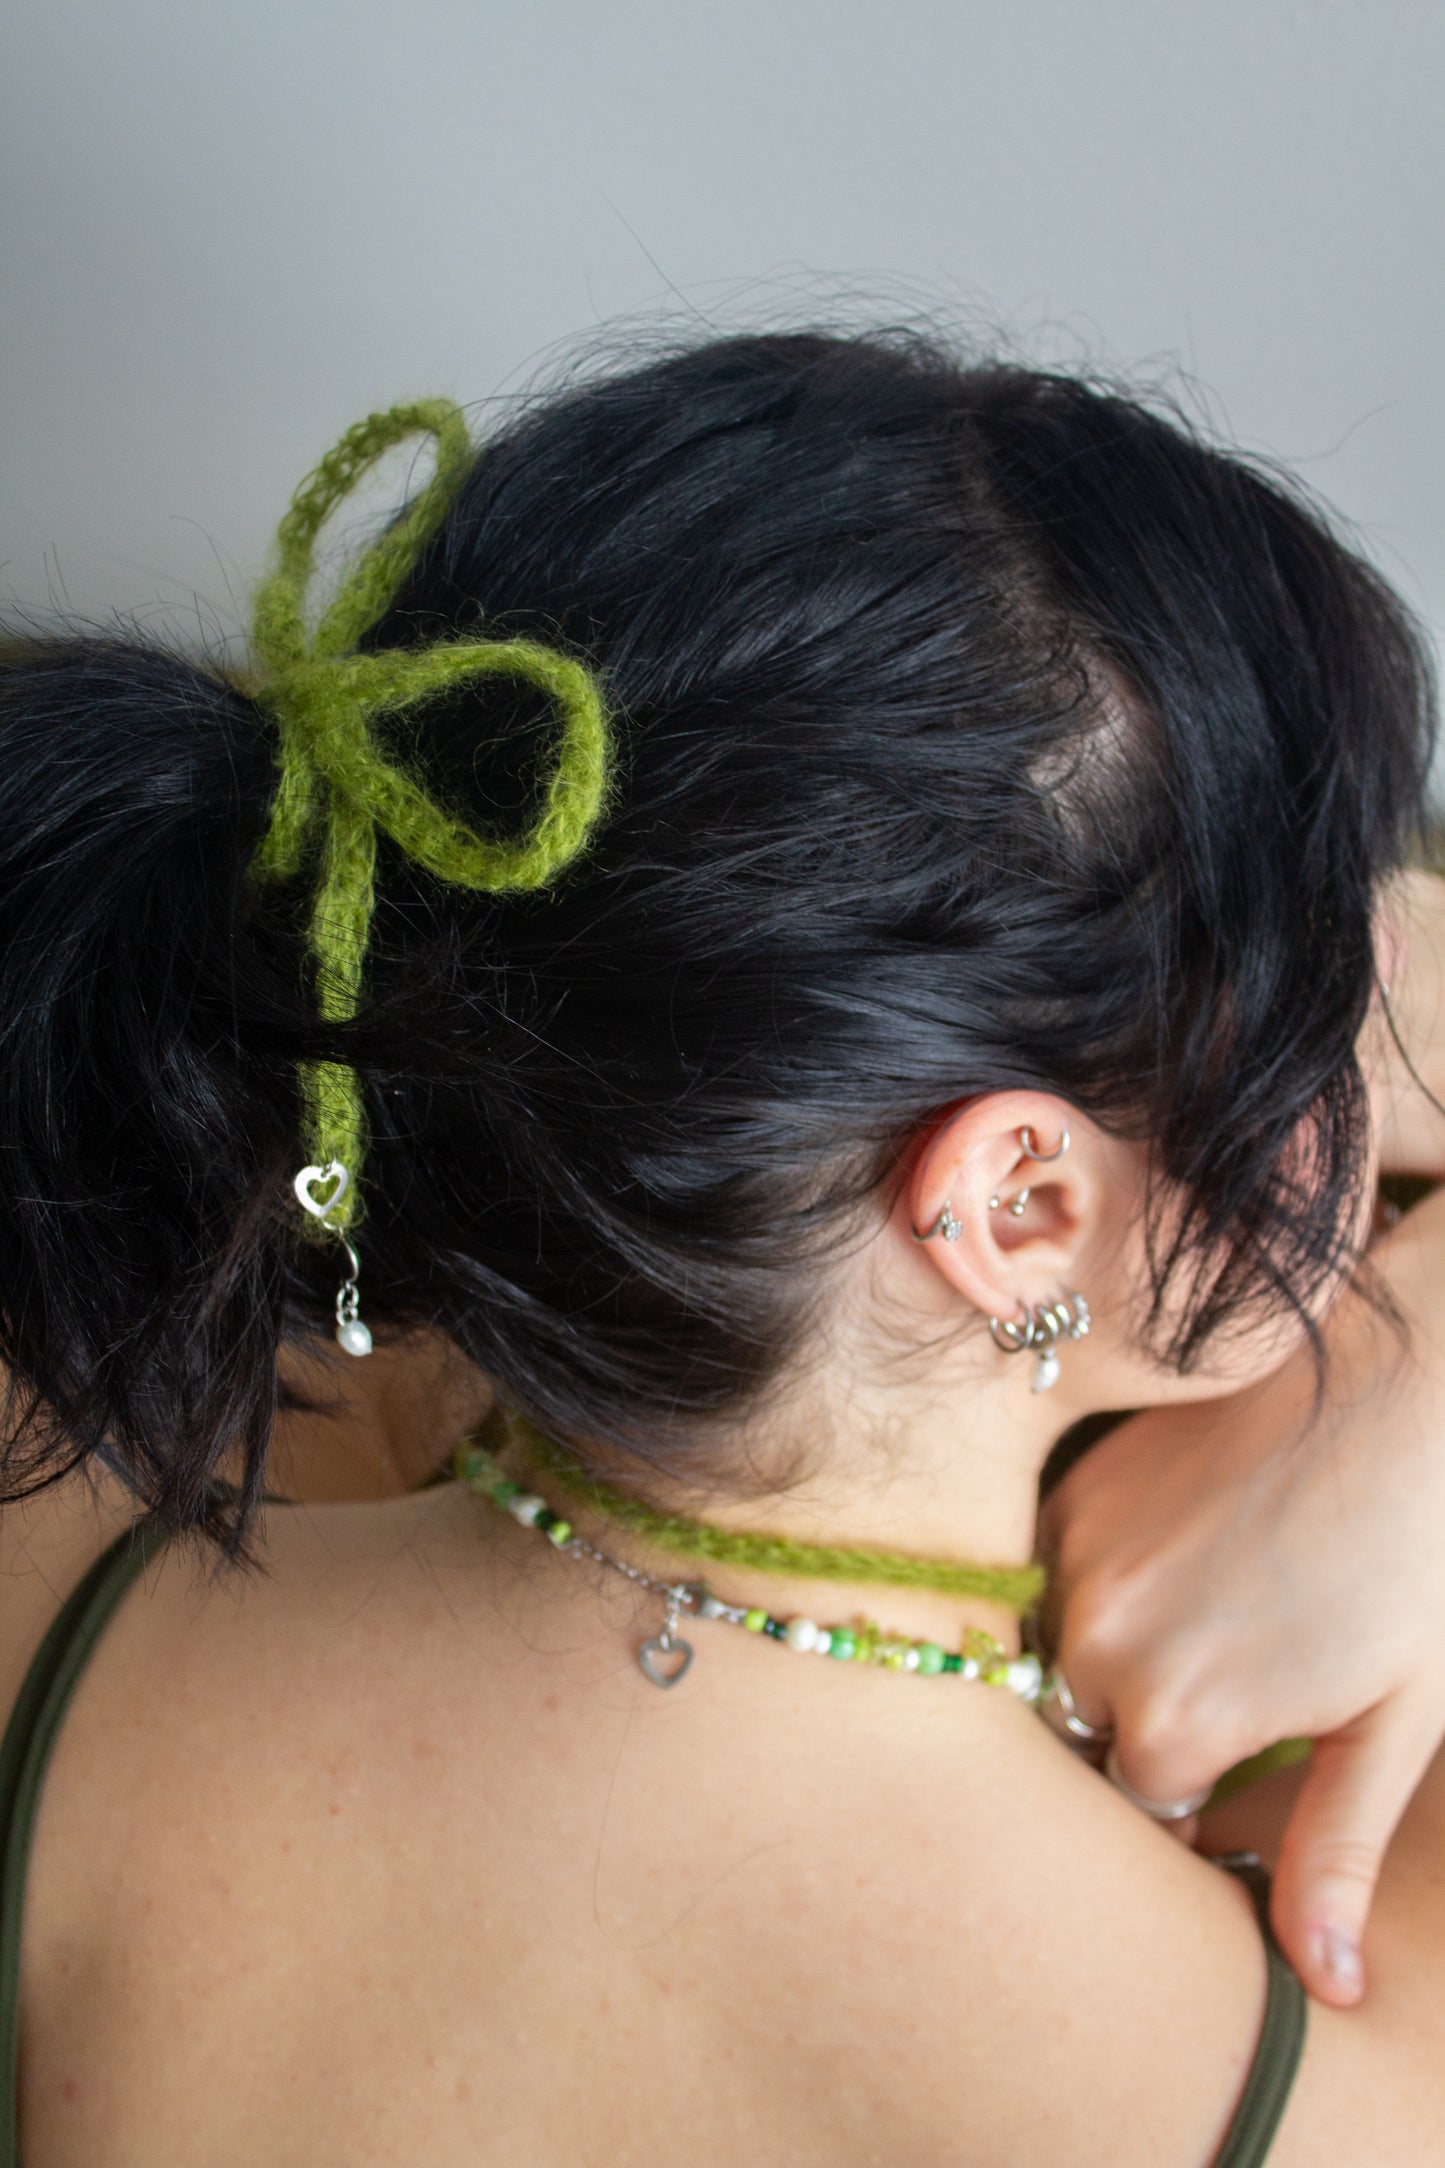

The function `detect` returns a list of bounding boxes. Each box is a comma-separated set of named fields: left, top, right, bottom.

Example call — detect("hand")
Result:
left=1040, top=1186, right=1445, bottom=2007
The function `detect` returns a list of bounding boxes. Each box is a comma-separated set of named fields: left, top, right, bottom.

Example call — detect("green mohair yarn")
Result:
left=247, top=400, right=611, bottom=1226
left=506, top=1413, right=1046, bottom=1614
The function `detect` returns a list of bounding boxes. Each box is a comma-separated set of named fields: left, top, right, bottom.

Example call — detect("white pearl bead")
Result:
left=1006, top=1654, right=1044, bottom=1703
left=699, top=1594, right=728, bottom=1620
left=960, top=1656, right=981, bottom=1680
left=509, top=1493, right=546, bottom=1527
left=814, top=1629, right=833, bottom=1656
left=902, top=1647, right=921, bottom=1671
left=1031, top=1349, right=1061, bottom=1392
left=335, top=1318, right=373, bottom=1357
left=784, top=1617, right=820, bottom=1653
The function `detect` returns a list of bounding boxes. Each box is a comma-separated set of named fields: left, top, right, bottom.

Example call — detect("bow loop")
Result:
left=249, top=402, right=611, bottom=1226
left=252, top=398, right=474, bottom=673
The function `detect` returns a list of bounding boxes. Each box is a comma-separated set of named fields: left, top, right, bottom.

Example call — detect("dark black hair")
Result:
left=0, top=331, right=1434, bottom=1543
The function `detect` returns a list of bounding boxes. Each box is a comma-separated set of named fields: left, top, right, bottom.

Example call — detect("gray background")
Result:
left=3, top=0, right=1442, bottom=666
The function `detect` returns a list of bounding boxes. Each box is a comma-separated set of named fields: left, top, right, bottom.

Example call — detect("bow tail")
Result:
left=298, top=791, right=378, bottom=1225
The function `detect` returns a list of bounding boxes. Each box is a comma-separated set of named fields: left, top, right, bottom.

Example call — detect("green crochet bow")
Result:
left=248, top=399, right=611, bottom=1230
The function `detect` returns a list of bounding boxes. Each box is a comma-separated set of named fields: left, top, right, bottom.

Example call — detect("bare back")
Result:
left=0, top=1478, right=1439, bottom=2167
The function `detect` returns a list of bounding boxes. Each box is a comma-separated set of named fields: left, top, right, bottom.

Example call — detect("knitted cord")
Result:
left=247, top=401, right=611, bottom=1225
left=505, top=1413, right=1046, bottom=1613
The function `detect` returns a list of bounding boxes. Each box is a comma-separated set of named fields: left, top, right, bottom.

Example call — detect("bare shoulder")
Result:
left=758, top=1705, right=1445, bottom=2168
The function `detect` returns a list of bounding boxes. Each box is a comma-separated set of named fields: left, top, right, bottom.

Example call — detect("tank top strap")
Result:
left=1212, top=1852, right=1309, bottom=2166
left=0, top=1515, right=173, bottom=2168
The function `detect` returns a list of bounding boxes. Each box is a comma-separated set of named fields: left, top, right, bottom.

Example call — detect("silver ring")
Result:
left=1039, top=1669, right=1113, bottom=1746
left=1105, top=1745, right=1211, bottom=1821
left=913, top=1201, right=962, bottom=1243
left=1019, top=1124, right=1069, bottom=1163
left=987, top=1307, right=1033, bottom=1353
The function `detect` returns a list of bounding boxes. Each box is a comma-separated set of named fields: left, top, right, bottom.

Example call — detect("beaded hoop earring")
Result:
left=987, top=1293, right=1091, bottom=1392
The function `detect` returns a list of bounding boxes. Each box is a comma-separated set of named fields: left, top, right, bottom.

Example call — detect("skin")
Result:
left=7, top=992, right=1445, bottom=2163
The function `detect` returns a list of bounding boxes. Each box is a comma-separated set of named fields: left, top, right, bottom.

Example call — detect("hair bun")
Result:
left=0, top=637, right=302, bottom=1540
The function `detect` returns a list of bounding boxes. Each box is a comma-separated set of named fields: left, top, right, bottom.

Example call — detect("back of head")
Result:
left=0, top=330, right=1434, bottom=1537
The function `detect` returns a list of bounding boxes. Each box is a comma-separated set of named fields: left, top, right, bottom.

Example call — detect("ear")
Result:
left=905, top=1092, right=1101, bottom=1323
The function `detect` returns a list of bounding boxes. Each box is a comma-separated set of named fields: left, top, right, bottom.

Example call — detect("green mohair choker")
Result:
left=245, top=399, right=612, bottom=1231
left=499, top=1411, right=1046, bottom=1615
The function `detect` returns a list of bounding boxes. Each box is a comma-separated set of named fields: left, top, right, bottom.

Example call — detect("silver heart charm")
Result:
left=638, top=1635, right=695, bottom=1689
left=293, top=1161, right=350, bottom=1221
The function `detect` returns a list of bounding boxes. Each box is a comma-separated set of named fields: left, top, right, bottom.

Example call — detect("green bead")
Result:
left=828, top=1630, right=857, bottom=1661
left=534, top=1506, right=555, bottom=1531
left=491, top=1478, right=521, bottom=1506
left=547, top=1520, right=572, bottom=1546
left=743, top=1608, right=768, bottom=1633
left=941, top=1652, right=963, bottom=1674
left=915, top=1642, right=945, bottom=1675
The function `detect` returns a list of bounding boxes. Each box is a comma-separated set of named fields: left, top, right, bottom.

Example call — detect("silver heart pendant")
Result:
left=638, top=1635, right=695, bottom=1689
left=293, top=1161, right=350, bottom=1221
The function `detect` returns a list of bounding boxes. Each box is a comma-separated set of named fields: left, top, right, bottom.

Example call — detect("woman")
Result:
left=1, top=329, right=1443, bottom=2165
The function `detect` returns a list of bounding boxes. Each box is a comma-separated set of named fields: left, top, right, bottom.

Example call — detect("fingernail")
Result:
left=1319, top=1926, right=1362, bottom=1998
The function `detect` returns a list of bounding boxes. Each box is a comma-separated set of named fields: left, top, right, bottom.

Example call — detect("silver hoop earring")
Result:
left=1019, top=1124, right=1069, bottom=1163
left=987, top=1290, right=1090, bottom=1391
left=914, top=1201, right=962, bottom=1243
left=988, top=1307, right=1033, bottom=1354
left=293, top=1161, right=374, bottom=1357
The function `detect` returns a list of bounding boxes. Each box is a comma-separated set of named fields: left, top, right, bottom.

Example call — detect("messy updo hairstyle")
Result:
left=0, top=330, right=1434, bottom=1544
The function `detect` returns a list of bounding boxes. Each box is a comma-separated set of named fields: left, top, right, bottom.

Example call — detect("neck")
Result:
left=493, top=1352, right=1073, bottom=1655
left=275, top=1309, right=1083, bottom=1657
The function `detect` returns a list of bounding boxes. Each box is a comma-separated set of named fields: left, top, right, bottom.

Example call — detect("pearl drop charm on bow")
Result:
left=293, top=1160, right=373, bottom=1358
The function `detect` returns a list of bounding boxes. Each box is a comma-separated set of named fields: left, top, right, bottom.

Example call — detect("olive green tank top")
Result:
left=0, top=1521, right=1308, bottom=2166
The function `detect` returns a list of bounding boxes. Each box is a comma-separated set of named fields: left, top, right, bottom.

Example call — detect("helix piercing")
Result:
left=914, top=1201, right=963, bottom=1243
left=1019, top=1125, right=1069, bottom=1163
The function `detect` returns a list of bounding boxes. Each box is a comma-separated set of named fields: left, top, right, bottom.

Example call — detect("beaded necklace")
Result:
left=455, top=1441, right=1050, bottom=1705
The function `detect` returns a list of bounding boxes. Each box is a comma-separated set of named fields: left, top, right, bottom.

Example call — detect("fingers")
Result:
left=1058, top=1608, right=1233, bottom=1809
left=1270, top=1693, right=1442, bottom=2007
